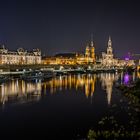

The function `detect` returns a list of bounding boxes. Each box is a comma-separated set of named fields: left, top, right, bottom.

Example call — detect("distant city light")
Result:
left=125, top=57, right=129, bottom=61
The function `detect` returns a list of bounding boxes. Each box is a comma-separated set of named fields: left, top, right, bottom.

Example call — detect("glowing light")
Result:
left=125, top=57, right=129, bottom=61
left=123, top=73, right=130, bottom=85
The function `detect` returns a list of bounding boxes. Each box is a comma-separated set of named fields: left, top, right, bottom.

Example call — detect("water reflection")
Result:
left=0, top=72, right=139, bottom=106
left=137, top=72, right=140, bottom=79
left=120, top=72, right=138, bottom=86
left=0, top=80, right=41, bottom=105
left=0, top=74, right=97, bottom=105
left=43, top=74, right=96, bottom=98
left=98, top=73, right=119, bottom=105
left=123, top=73, right=130, bottom=85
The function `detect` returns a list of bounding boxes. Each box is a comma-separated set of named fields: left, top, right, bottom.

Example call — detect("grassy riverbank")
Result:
left=87, top=78, right=140, bottom=140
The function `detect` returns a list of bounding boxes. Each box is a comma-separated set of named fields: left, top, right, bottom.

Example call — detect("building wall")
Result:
left=101, top=37, right=118, bottom=66
left=85, top=41, right=96, bottom=64
left=0, top=47, right=41, bottom=65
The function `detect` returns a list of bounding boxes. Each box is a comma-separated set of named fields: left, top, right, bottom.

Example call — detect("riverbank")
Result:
left=0, top=64, right=127, bottom=74
left=117, top=79, right=140, bottom=104
left=87, top=77, right=140, bottom=140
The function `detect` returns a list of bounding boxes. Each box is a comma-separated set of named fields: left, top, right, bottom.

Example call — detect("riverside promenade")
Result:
left=0, top=64, right=135, bottom=75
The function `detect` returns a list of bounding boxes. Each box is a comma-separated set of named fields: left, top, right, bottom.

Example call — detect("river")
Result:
left=0, top=72, right=139, bottom=139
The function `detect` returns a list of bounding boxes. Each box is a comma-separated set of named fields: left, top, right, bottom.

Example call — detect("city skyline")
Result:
left=0, top=0, right=140, bottom=59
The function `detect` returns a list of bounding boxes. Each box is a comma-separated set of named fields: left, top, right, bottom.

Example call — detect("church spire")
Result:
left=90, top=34, right=94, bottom=47
left=107, top=36, right=113, bottom=55
left=109, top=36, right=111, bottom=41
left=108, top=35, right=112, bottom=48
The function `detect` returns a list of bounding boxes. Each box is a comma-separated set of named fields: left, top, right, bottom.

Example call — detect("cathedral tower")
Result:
left=85, top=45, right=90, bottom=58
left=90, top=35, right=95, bottom=63
left=107, top=36, right=113, bottom=55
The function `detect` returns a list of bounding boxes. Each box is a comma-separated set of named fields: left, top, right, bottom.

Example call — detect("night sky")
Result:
left=0, top=0, right=140, bottom=58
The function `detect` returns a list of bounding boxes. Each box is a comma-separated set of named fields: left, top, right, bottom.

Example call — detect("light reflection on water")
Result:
left=0, top=72, right=139, bottom=106
left=0, top=79, right=42, bottom=105
left=47, top=74, right=96, bottom=98
left=98, top=73, right=119, bottom=105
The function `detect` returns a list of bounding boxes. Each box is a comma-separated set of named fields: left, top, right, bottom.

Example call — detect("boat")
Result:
left=86, top=68, right=97, bottom=73
left=20, top=70, right=54, bottom=81
left=67, top=67, right=86, bottom=74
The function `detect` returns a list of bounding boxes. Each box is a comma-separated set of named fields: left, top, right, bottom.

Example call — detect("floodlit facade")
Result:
left=101, top=36, right=118, bottom=66
left=42, top=53, right=76, bottom=65
left=76, top=40, right=96, bottom=64
left=0, top=45, right=41, bottom=65
left=42, top=40, right=96, bottom=65
left=117, top=59, right=135, bottom=67
left=84, top=40, right=96, bottom=64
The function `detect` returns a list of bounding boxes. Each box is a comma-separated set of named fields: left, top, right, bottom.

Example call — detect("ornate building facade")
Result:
left=76, top=39, right=96, bottom=64
left=0, top=45, right=41, bottom=65
left=84, top=40, right=95, bottom=64
left=42, top=39, right=96, bottom=65
left=101, top=37, right=118, bottom=66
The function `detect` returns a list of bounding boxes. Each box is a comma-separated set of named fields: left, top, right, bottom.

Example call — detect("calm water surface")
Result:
left=0, top=72, right=139, bottom=139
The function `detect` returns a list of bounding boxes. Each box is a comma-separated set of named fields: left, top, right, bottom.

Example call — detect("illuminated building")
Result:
left=91, top=45, right=95, bottom=60
left=101, top=36, right=118, bottom=66
left=42, top=56, right=57, bottom=65
left=42, top=36, right=135, bottom=66
left=117, top=59, right=135, bottom=67
left=75, top=54, right=85, bottom=64
left=85, top=39, right=96, bottom=64
left=0, top=45, right=41, bottom=65
left=55, top=53, right=76, bottom=65
left=76, top=39, right=96, bottom=64
left=85, top=45, right=90, bottom=58
left=42, top=38, right=96, bottom=65
left=42, top=53, right=76, bottom=65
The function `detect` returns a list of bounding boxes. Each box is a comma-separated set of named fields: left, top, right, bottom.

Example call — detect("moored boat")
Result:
left=20, top=71, right=54, bottom=81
